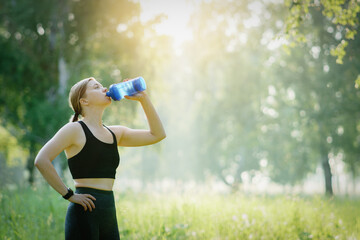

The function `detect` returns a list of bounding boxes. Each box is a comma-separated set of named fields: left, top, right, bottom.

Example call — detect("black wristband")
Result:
left=62, top=187, right=74, bottom=200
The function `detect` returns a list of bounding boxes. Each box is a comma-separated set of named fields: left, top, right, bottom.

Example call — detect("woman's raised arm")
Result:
left=110, top=91, right=166, bottom=147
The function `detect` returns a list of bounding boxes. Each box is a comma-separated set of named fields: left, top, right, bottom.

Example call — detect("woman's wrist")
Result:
left=124, top=91, right=147, bottom=102
left=62, top=187, right=74, bottom=200
left=138, top=92, right=149, bottom=103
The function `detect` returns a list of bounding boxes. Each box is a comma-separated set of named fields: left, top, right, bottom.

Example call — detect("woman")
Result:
left=34, top=77, right=166, bottom=240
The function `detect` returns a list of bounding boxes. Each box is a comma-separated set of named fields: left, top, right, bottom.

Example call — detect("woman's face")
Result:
left=82, top=78, right=111, bottom=106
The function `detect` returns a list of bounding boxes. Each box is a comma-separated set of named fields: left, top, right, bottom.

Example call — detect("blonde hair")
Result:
left=69, top=78, right=92, bottom=122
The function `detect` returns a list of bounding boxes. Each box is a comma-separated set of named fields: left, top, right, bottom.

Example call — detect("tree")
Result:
left=268, top=5, right=360, bottom=195
left=283, top=0, right=360, bottom=85
left=0, top=0, right=170, bottom=185
left=184, top=0, right=360, bottom=196
left=183, top=0, right=276, bottom=189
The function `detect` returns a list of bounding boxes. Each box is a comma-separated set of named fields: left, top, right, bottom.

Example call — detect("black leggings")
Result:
left=65, top=187, right=120, bottom=240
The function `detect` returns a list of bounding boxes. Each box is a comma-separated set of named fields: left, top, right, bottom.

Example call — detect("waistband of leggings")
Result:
left=75, top=187, right=114, bottom=195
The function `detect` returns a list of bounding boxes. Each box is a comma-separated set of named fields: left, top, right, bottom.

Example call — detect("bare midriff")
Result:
left=74, top=178, right=115, bottom=191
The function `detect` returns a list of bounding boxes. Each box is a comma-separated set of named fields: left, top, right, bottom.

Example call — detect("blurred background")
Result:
left=1, top=0, right=360, bottom=197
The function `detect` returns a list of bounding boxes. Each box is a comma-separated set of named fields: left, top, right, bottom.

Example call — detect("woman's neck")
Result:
left=82, top=107, right=105, bottom=128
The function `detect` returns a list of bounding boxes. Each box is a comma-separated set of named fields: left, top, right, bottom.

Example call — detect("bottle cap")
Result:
left=133, top=77, right=146, bottom=92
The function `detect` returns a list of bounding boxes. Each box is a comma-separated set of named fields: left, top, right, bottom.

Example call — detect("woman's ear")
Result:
left=80, top=98, right=89, bottom=106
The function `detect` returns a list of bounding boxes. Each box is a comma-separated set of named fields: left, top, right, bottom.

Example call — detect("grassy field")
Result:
left=1, top=186, right=359, bottom=240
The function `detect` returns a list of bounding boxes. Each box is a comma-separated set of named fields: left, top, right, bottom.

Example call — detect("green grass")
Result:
left=1, top=186, right=359, bottom=239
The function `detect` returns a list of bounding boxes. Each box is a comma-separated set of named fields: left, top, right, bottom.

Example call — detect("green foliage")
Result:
left=1, top=187, right=360, bottom=239
left=356, top=76, right=360, bottom=89
left=179, top=0, right=270, bottom=185
left=182, top=0, right=319, bottom=186
left=266, top=23, right=360, bottom=189
left=1, top=0, right=360, bottom=194
left=0, top=0, right=172, bottom=182
left=0, top=187, right=66, bottom=239
left=179, top=0, right=360, bottom=192
left=284, top=0, right=360, bottom=68
left=331, top=39, right=348, bottom=64
left=0, top=0, right=70, bottom=150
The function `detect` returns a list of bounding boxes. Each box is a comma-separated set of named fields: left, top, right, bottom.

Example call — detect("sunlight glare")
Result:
left=138, top=0, right=195, bottom=55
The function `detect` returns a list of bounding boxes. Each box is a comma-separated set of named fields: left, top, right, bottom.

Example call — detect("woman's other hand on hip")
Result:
left=68, top=194, right=96, bottom=212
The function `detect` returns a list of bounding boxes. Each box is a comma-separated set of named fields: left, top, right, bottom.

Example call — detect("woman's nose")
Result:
left=103, top=87, right=108, bottom=92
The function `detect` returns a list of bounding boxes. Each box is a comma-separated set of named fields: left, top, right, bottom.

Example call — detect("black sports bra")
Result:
left=67, top=121, right=120, bottom=179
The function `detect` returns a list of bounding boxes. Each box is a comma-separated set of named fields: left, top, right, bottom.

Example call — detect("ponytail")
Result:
left=69, top=78, right=92, bottom=123
left=70, top=112, right=80, bottom=122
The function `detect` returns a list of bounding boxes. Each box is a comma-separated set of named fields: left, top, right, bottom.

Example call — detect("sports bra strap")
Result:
left=78, top=121, right=92, bottom=137
left=78, top=121, right=117, bottom=145
left=103, top=125, right=117, bottom=144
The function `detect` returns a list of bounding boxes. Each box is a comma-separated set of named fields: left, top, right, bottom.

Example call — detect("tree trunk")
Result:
left=58, top=57, right=69, bottom=95
left=26, top=142, right=36, bottom=185
left=49, top=1, right=69, bottom=180
left=321, top=154, right=333, bottom=196
left=232, top=162, right=243, bottom=193
left=350, top=161, right=357, bottom=195
left=53, top=56, right=68, bottom=179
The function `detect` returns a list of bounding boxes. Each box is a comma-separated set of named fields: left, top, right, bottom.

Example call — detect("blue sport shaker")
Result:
left=106, top=77, right=146, bottom=101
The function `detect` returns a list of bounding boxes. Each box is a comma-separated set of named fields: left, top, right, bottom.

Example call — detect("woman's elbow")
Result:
left=157, top=133, right=166, bottom=142
left=34, top=157, right=48, bottom=168
left=150, top=134, right=166, bottom=144
left=34, top=158, right=42, bottom=168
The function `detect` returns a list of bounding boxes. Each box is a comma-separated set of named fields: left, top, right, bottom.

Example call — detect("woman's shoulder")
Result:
left=63, top=121, right=83, bottom=130
left=107, top=125, right=127, bottom=133
left=107, top=125, right=127, bottom=141
left=55, top=121, right=83, bottom=138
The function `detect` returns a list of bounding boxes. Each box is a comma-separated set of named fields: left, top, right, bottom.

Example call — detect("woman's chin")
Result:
left=105, top=98, right=112, bottom=106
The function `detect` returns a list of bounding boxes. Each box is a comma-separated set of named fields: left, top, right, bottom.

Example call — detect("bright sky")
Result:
left=138, top=0, right=196, bottom=52
left=137, top=0, right=286, bottom=53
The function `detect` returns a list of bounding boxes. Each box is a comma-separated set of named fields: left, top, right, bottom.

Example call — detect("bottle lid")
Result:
left=133, top=77, right=146, bottom=92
